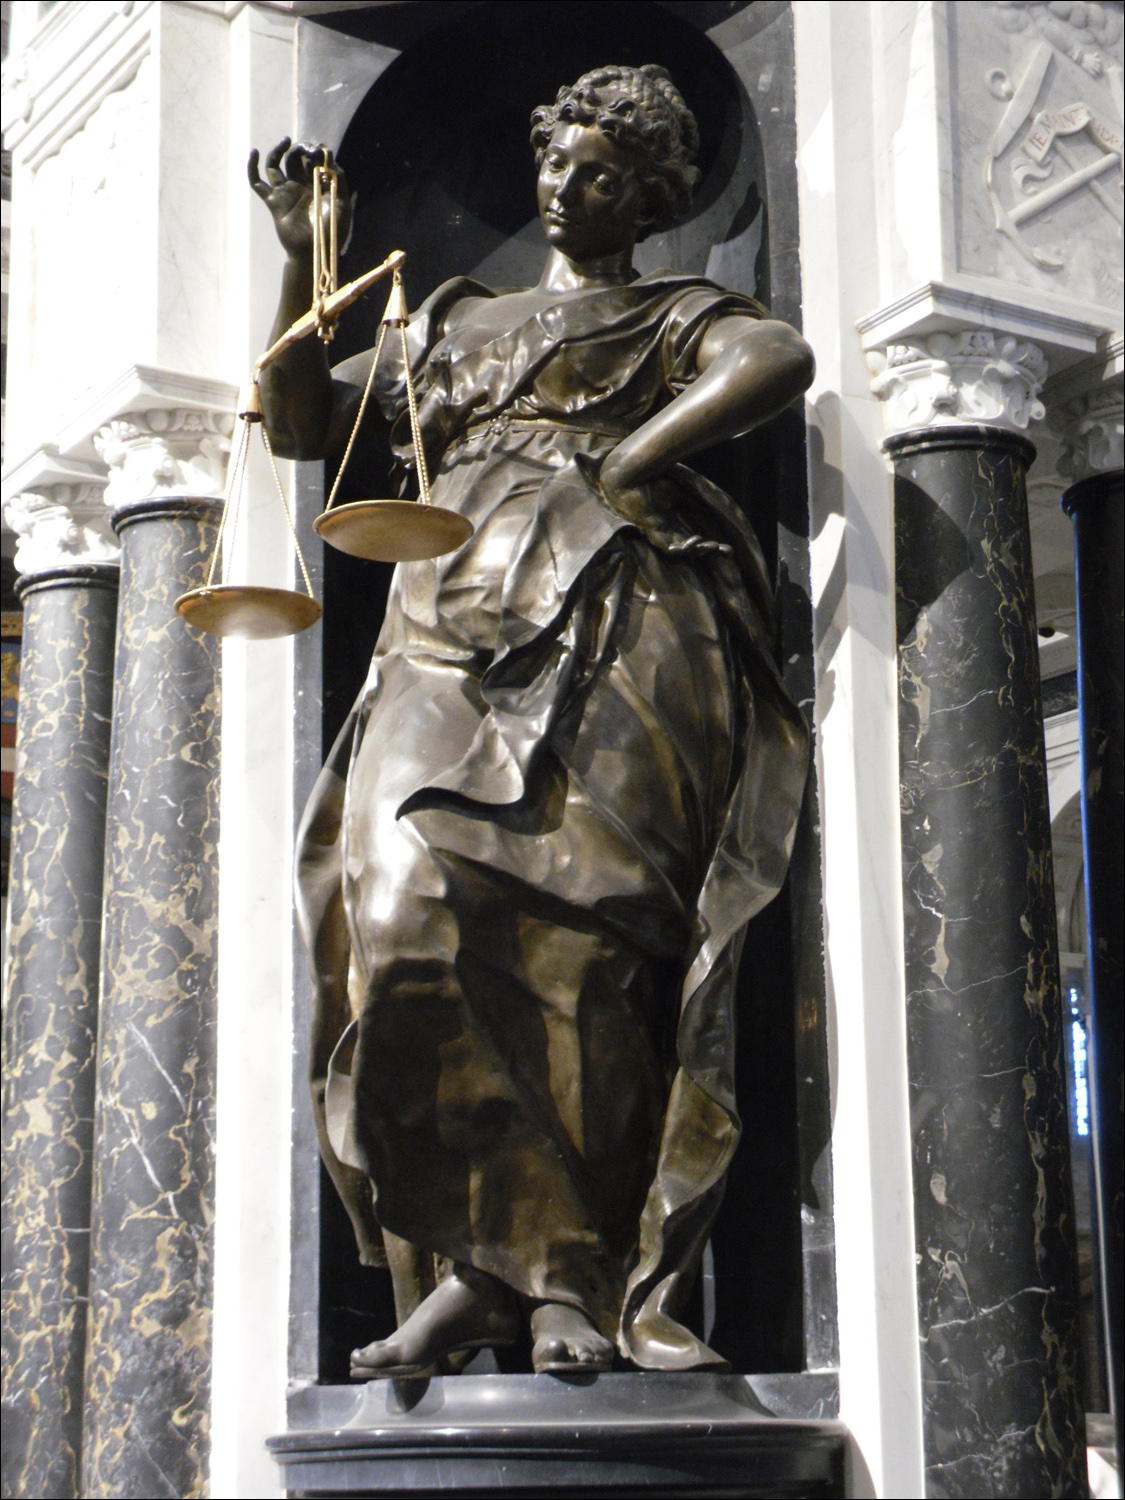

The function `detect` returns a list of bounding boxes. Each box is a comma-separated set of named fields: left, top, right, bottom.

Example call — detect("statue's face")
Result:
left=537, top=123, right=648, bottom=260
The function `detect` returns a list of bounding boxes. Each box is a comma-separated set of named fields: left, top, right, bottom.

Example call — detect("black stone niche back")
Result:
left=305, top=0, right=832, bottom=1385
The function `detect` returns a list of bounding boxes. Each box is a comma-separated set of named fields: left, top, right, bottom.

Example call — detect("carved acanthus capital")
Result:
left=93, top=407, right=234, bottom=510
left=868, top=329, right=1048, bottom=435
left=2, top=483, right=119, bottom=575
left=1053, top=382, right=1124, bottom=481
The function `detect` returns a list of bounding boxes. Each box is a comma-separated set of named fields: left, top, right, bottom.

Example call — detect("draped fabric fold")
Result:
left=299, top=271, right=808, bottom=1357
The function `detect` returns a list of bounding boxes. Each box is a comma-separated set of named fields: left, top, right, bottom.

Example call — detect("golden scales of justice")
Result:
left=176, top=151, right=473, bottom=639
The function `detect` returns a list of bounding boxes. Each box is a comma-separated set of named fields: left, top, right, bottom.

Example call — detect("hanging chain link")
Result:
left=311, top=152, right=339, bottom=344
left=203, top=401, right=315, bottom=600
left=399, top=314, right=432, bottom=505
left=325, top=269, right=432, bottom=511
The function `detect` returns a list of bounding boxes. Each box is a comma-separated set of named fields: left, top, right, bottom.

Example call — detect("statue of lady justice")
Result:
left=252, top=65, right=814, bottom=1379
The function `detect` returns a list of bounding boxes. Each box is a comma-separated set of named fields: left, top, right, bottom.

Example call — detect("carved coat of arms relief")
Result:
left=965, top=2, right=1124, bottom=307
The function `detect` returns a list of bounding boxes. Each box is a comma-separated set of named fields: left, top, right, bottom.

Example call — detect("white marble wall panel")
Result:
left=869, top=0, right=956, bottom=303
left=949, top=0, right=1123, bottom=314
left=1, top=1, right=240, bottom=510
left=23, top=53, right=157, bottom=451
left=209, top=8, right=300, bottom=1499
left=793, top=6, right=926, bottom=1495
left=153, top=2, right=231, bottom=381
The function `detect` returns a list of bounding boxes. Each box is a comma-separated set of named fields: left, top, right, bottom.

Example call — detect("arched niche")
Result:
left=287, top=0, right=833, bottom=1394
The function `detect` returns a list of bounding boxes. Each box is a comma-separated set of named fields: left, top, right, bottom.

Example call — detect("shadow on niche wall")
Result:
left=310, top=0, right=818, bottom=1382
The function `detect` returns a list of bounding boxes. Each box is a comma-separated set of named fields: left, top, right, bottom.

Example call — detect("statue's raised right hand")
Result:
left=248, top=138, right=353, bottom=259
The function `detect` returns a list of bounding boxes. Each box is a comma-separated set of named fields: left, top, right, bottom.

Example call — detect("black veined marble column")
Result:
left=888, top=426, right=1085, bottom=1499
left=1, top=565, right=119, bottom=1500
left=1063, top=465, right=1123, bottom=1479
left=81, top=499, right=220, bottom=1500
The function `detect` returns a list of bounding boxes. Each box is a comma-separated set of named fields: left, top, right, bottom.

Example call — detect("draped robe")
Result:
left=296, top=270, right=809, bottom=1363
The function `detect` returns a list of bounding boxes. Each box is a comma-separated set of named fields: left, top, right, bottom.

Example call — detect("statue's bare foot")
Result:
left=530, top=1302, right=614, bottom=1374
left=350, top=1264, right=518, bottom=1380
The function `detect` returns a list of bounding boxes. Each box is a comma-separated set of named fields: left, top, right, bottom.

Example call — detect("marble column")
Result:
left=81, top=483, right=222, bottom=1500
left=875, top=335, right=1085, bottom=1498
left=0, top=489, right=120, bottom=1500
left=1059, top=380, right=1123, bottom=1477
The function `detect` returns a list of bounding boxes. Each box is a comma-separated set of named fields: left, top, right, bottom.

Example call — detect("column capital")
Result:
left=3, top=482, right=119, bottom=576
left=93, top=407, right=234, bottom=511
left=1037, top=339, right=1124, bottom=486
left=867, top=328, right=1047, bottom=438
left=1053, top=382, right=1124, bottom=485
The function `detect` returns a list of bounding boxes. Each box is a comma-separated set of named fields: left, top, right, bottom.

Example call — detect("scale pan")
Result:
left=314, top=500, right=474, bottom=562
left=175, top=585, right=323, bottom=639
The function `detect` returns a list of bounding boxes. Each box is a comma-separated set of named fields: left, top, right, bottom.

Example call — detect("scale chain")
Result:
left=220, top=427, right=250, bottom=589
left=400, top=317, right=432, bottom=506
left=260, top=419, right=317, bottom=599
left=325, top=320, right=388, bottom=513
left=206, top=415, right=252, bottom=589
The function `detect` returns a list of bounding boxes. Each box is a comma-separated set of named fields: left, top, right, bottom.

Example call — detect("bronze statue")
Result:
left=251, top=64, right=814, bottom=1379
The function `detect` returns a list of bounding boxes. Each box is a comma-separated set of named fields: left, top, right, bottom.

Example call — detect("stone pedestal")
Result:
left=1062, top=465, right=1123, bottom=1475
left=81, top=498, right=221, bottom=1500
left=0, top=564, right=119, bottom=1500
left=270, top=1373, right=846, bottom=1498
left=887, top=427, right=1085, bottom=1498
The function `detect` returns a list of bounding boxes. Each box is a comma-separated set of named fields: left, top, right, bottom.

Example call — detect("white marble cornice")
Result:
left=52, top=365, right=241, bottom=467
left=856, top=280, right=1110, bottom=364
left=867, top=327, right=1048, bottom=436
left=3, top=482, right=119, bottom=575
left=0, top=446, right=107, bottom=509
left=1, top=1, right=158, bottom=160
left=2, top=367, right=240, bottom=512
left=252, top=3, right=388, bottom=14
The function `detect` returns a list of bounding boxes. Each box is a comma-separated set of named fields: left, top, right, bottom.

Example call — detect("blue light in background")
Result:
left=1069, top=986, right=1089, bottom=1139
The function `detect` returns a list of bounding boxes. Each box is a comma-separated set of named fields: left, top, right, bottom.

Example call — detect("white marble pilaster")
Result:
left=793, top=6, right=926, bottom=1495
left=208, top=8, right=299, bottom=1500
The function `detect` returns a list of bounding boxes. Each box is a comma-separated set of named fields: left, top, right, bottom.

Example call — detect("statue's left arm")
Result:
left=599, top=316, right=814, bottom=492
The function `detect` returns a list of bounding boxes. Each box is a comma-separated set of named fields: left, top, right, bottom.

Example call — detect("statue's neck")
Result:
left=538, top=248, right=636, bottom=292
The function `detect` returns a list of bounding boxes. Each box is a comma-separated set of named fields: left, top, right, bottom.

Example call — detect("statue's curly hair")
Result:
left=530, top=65, right=701, bottom=240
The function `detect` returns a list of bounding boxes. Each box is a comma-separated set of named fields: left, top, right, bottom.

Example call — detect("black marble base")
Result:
left=270, top=1373, right=845, bottom=1498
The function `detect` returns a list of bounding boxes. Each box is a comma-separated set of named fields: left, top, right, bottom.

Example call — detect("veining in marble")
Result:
left=1, top=567, right=119, bottom=1500
left=81, top=500, right=220, bottom=1500
left=891, top=428, right=1086, bottom=1498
